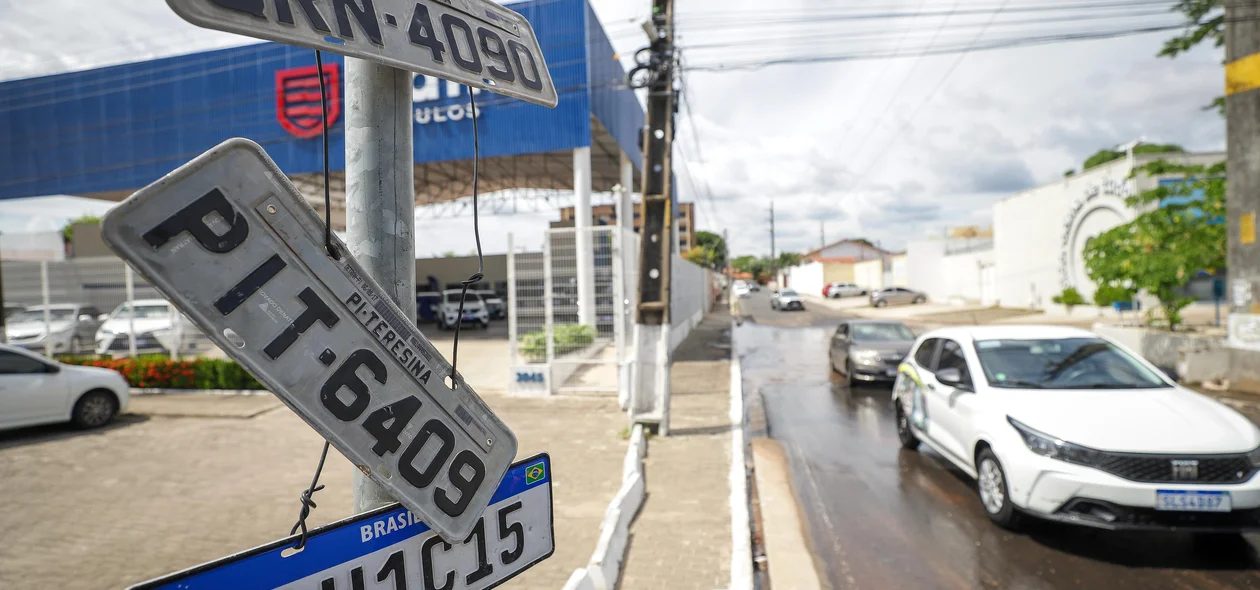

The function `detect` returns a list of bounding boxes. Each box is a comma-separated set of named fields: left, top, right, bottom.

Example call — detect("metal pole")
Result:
left=573, top=147, right=595, bottom=327
left=344, top=57, right=415, bottom=513
left=543, top=232, right=555, bottom=369
left=1227, top=1, right=1260, bottom=388
left=40, top=261, right=51, bottom=358
left=507, top=233, right=518, bottom=364
left=125, top=265, right=136, bottom=358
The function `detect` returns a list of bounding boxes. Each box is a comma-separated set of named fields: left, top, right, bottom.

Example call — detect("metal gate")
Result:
left=507, top=227, right=638, bottom=396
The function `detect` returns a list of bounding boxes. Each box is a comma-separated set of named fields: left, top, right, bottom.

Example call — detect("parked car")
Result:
left=894, top=325, right=1260, bottom=533
left=770, top=289, right=805, bottom=311
left=437, top=289, right=489, bottom=330
left=3, top=304, right=25, bottom=320
left=95, top=299, right=175, bottom=356
left=6, top=304, right=104, bottom=354
left=475, top=290, right=506, bottom=319
left=825, top=282, right=868, bottom=298
left=869, top=287, right=926, bottom=308
left=0, top=343, right=130, bottom=432
left=830, top=320, right=916, bottom=385
left=733, top=282, right=751, bottom=298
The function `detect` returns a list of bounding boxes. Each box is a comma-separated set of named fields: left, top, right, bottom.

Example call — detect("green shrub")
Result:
left=1051, top=287, right=1087, bottom=311
left=517, top=324, right=598, bottom=362
left=57, top=355, right=263, bottom=390
left=519, top=332, right=547, bottom=362
left=1093, top=284, right=1135, bottom=308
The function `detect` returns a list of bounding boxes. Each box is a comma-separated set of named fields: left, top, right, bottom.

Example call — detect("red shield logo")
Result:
left=276, top=64, right=341, bottom=138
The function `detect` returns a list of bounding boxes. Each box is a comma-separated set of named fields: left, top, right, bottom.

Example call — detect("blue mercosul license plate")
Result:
left=1155, top=490, right=1232, bottom=512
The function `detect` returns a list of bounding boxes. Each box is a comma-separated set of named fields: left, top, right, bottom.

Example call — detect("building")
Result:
left=551, top=201, right=698, bottom=251
left=900, top=149, right=1225, bottom=311
left=784, top=239, right=896, bottom=295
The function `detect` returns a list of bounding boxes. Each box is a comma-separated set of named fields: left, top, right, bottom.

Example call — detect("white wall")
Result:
left=785, top=261, right=824, bottom=296
left=890, top=255, right=908, bottom=287
left=906, top=241, right=993, bottom=304
left=1, top=232, right=64, bottom=261
left=853, top=259, right=883, bottom=290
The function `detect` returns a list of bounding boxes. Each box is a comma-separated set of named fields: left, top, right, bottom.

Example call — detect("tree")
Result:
left=1158, top=0, right=1225, bottom=114
left=1083, top=144, right=1184, bottom=171
left=1051, top=287, right=1087, bottom=313
left=693, top=231, right=727, bottom=270
left=776, top=252, right=802, bottom=269
left=1082, top=160, right=1225, bottom=330
left=731, top=255, right=770, bottom=281
left=61, top=214, right=101, bottom=244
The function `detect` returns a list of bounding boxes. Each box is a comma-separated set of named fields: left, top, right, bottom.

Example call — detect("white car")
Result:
left=893, top=325, right=1260, bottom=533
left=474, top=289, right=506, bottom=319
left=826, top=282, right=867, bottom=298
left=769, top=289, right=804, bottom=311
left=437, top=289, right=489, bottom=330
left=95, top=299, right=175, bottom=356
left=0, top=343, right=130, bottom=432
left=6, top=304, right=104, bottom=354
left=732, top=282, right=751, bottom=298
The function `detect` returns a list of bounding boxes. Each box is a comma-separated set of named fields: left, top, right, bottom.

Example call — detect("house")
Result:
left=785, top=239, right=896, bottom=295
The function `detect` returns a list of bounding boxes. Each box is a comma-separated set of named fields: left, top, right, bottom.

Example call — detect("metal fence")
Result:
left=1, top=256, right=219, bottom=358
left=508, top=227, right=639, bottom=396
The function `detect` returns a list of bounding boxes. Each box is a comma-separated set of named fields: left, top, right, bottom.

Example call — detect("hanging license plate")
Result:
left=129, top=454, right=554, bottom=590
left=101, top=138, right=516, bottom=541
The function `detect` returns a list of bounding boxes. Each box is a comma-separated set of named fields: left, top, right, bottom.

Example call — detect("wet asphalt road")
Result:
left=735, top=291, right=1260, bottom=589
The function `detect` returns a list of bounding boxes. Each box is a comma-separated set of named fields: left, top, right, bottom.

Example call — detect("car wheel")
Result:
left=895, top=404, right=919, bottom=451
left=72, top=390, right=118, bottom=429
left=844, top=360, right=855, bottom=387
left=976, top=448, right=1021, bottom=530
left=875, top=299, right=888, bottom=308
left=914, top=296, right=926, bottom=304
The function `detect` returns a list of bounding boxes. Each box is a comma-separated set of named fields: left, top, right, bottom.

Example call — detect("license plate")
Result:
left=130, top=454, right=553, bottom=590
left=1155, top=490, right=1232, bottom=512
left=165, top=0, right=557, bottom=107
left=101, top=139, right=516, bottom=541
left=886, top=368, right=898, bottom=377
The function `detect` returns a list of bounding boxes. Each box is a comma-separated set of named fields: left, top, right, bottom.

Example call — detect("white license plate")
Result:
left=101, top=139, right=516, bottom=541
left=130, top=455, right=553, bottom=590
left=165, top=0, right=557, bottom=107
left=1155, top=490, right=1232, bottom=512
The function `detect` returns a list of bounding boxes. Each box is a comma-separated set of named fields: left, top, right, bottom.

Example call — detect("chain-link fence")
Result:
left=1, top=256, right=220, bottom=359
left=507, top=227, right=639, bottom=396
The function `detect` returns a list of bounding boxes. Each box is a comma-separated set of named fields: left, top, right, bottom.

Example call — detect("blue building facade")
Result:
left=0, top=0, right=642, bottom=201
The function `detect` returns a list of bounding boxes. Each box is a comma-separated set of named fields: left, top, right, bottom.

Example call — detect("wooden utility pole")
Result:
left=1226, top=2, right=1260, bottom=389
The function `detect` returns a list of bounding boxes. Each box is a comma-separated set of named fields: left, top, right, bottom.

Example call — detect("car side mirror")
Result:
left=936, top=367, right=970, bottom=390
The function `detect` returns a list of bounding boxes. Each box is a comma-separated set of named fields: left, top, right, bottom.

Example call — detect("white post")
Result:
left=543, top=232, right=555, bottom=392
left=573, top=146, right=595, bottom=327
left=617, top=153, right=634, bottom=360
left=612, top=228, right=625, bottom=366
left=40, top=261, right=51, bottom=358
left=507, top=233, right=518, bottom=364
left=125, top=265, right=137, bottom=358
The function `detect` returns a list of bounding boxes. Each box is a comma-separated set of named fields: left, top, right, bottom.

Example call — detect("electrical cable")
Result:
left=448, top=86, right=483, bottom=384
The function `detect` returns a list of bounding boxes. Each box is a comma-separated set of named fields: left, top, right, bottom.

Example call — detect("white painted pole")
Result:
left=40, top=261, right=51, bottom=358
left=125, top=265, right=136, bottom=358
left=507, top=233, right=518, bottom=364
left=543, top=232, right=555, bottom=368
left=345, top=58, right=415, bottom=513
left=617, top=153, right=635, bottom=360
left=573, top=146, right=595, bottom=327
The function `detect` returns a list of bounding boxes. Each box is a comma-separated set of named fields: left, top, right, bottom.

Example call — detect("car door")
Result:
left=830, top=323, right=850, bottom=371
left=919, top=339, right=977, bottom=467
left=0, top=350, right=67, bottom=428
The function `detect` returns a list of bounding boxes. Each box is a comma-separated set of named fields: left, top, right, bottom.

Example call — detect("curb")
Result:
left=729, top=346, right=753, bottom=590
left=130, top=388, right=269, bottom=396
left=562, top=424, right=647, bottom=590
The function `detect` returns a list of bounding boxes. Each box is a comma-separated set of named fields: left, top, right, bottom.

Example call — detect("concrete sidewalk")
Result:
left=621, top=307, right=735, bottom=590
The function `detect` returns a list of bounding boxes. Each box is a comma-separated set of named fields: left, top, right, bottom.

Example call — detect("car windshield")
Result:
left=444, top=293, right=480, bottom=304
left=780, top=290, right=798, bottom=296
left=10, top=309, right=75, bottom=323
left=111, top=304, right=170, bottom=319
left=974, top=337, right=1170, bottom=389
left=851, top=323, right=914, bottom=342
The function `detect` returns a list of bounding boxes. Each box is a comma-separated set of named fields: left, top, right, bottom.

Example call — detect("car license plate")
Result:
left=130, top=454, right=553, bottom=590
left=1155, top=490, right=1232, bottom=512
left=101, top=139, right=516, bottom=541
left=165, top=0, right=557, bottom=107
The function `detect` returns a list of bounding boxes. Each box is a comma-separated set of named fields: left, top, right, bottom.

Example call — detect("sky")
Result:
left=0, top=0, right=1226, bottom=258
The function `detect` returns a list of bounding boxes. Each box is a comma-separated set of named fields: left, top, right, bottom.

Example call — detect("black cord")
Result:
left=290, top=49, right=337, bottom=552
left=290, top=440, right=331, bottom=550
left=315, top=51, right=339, bottom=260
left=449, top=87, right=483, bottom=384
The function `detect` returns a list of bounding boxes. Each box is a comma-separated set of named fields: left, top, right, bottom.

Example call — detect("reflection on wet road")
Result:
left=736, top=293, right=1260, bottom=589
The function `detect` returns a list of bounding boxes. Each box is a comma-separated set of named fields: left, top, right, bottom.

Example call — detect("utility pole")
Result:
left=1227, top=1, right=1260, bottom=390
left=630, top=0, right=676, bottom=434
left=819, top=221, right=825, bottom=250
left=769, top=203, right=776, bottom=287
left=344, top=58, right=415, bottom=512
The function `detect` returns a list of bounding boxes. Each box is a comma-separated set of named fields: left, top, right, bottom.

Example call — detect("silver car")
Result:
left=6, top=304, right=105, bottom=354
left=829, top=320, right=916, bottom=385
left=869, top=287, right=927, bottom=308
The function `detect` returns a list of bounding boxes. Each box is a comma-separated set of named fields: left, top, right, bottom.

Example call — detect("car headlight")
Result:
left=1247, top=446, right=1260, bottom=468
left=1008, top=417, right=1102, bottom=466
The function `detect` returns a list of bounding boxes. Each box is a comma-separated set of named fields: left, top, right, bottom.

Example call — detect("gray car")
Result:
left=6, top=304, right=105, bottom=354
left=829, top=320, right=916, bottom=385
left=869, top=286, right=927, bottom=308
